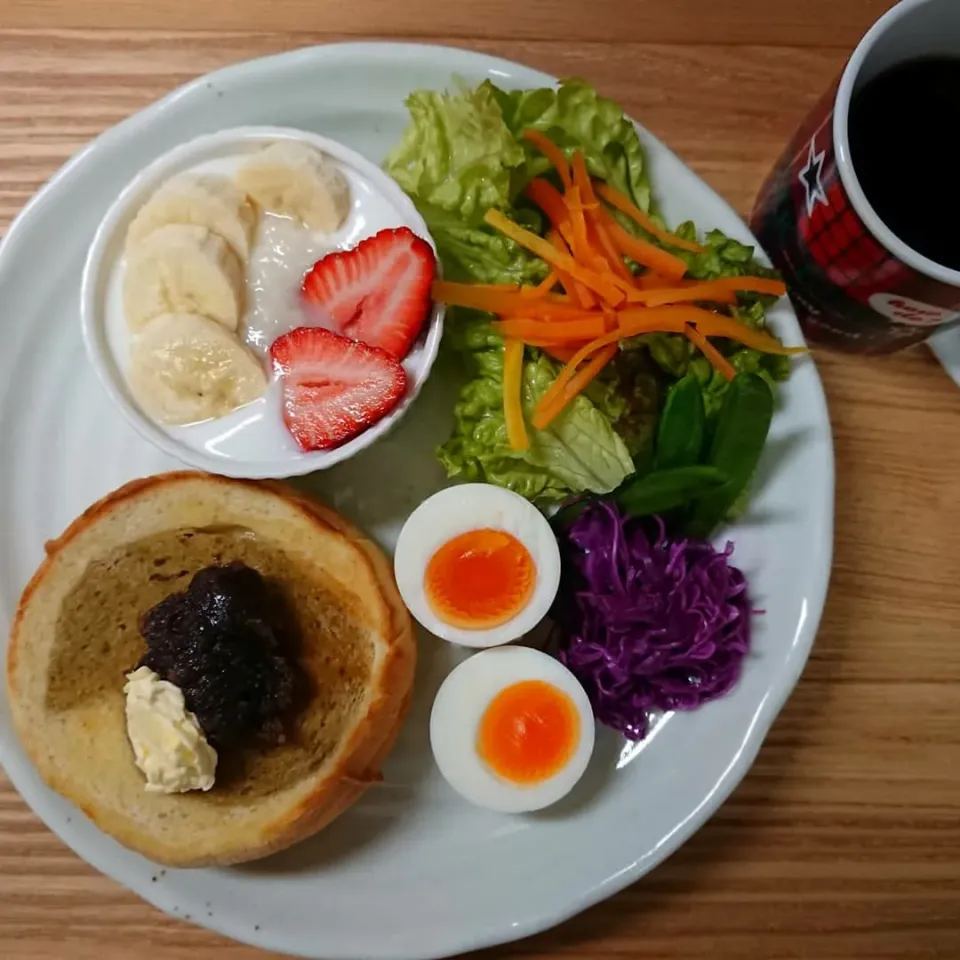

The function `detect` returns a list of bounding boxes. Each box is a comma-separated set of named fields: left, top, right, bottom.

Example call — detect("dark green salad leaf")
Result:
left=685, top=372, right=775, bottom=539
left=654, top=374, right=706, bottom=471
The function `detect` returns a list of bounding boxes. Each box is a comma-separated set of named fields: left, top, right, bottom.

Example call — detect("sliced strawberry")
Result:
left=302, top=226, right=436, bottom=360
left=271, top=326, right=407, bottom=452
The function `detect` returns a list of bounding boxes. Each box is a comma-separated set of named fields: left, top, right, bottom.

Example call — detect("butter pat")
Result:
left=123, top=666, right=218, bottom=794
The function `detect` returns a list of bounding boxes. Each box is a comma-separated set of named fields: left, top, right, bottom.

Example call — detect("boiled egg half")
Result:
left=394, top=484, right=561, bottom=647
left=430, top=646, right=595, bottom=812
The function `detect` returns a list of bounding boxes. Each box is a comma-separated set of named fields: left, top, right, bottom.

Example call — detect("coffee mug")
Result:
left=750, top=0, right=960, bottom=354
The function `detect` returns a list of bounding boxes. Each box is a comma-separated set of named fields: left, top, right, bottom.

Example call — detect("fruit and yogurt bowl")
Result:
left=80, top=126, right=444, bottom=479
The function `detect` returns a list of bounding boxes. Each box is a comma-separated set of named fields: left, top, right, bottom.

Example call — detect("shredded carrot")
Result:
left=587, top=216, right=633, bottom=282
left=595, top=181, right=706, bottom=253
left=564, top=186, right=592, bottom=260
left=523, top=129, right=573, bottom=189
left=537, top=305, right=803, bottom=414
left=598, top=208, right=689, bottom=279
left=684, top=324, right=736, bottom=382
left=542, top=343, right=583, bottom=363
left=524, top=179, right=570, bottom=229
left=616, top=305, right=807, bottom=355
left=636, top=272, right=677, bottom=290
left=532, top=344, right=618, bottom=430
left=494, top=316, right=610, bottom=342
left=571, top=152, right=596, bottom=205
left=536, top=330, right=624, bottom=407
left=547, top=229, right=597, bottom=309
left=569, top=152, right=636, bottom=284
left=630, top=276, right=787, bottom=307
left=431, top=280, right=589, bottom=321
left=503, top=338, right=529, bottom=450
left=531, top=271, right=560, bottom=295
left=633, top=284, right=737, bottom=307
left=484, top=209, right=625, bottom=305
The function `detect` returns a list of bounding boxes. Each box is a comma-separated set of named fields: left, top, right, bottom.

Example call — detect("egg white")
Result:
left=393, top=483, right=561, bottom=648
left=429, top=646, right=596, bottom=813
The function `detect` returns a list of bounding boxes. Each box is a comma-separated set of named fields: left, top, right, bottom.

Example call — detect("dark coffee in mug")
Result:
left=750, top=0, right=960, bottom=354
left=848, top=56, right=960, bottom=273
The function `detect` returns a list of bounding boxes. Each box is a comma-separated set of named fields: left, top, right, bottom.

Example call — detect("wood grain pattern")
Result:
left=2, top=11, right=960, bottom=960
left=0, top=1, right=894, bottom=45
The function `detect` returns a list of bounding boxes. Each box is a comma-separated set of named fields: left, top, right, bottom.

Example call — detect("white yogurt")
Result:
left=102, top=141, right=435, bottom=466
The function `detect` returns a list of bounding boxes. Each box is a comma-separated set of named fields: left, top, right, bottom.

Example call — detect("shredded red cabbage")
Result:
left=552, top=501, right=752, bottom=740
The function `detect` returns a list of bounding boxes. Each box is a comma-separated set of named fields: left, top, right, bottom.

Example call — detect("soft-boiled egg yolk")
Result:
left=477, top=680, right=580, bottom=784
left=393, top=483, right=561, bottom=648
left=424, top=529, right=536, bottom=630
left=429, top=646, right=596, bottom=812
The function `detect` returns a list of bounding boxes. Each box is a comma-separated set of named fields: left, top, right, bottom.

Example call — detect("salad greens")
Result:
left=685, top=372, right=775, bottom=538
left=436, top=314, right=633, bottom=502
left=384, top=77, right=794, bottom=517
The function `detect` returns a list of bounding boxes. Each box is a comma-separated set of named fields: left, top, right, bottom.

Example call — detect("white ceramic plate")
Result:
left=0, top=42, right=834, bottom=960
left=930, top=326, right=960, bottom=387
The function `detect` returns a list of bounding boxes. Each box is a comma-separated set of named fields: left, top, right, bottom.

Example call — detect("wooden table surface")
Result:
left=1, top=1, right=959, bottom=958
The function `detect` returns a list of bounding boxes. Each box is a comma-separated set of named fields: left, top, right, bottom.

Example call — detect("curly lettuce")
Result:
left=437, top=314, right=634, bottom=503
left=384, top=78, right=650, bottom=284
left=490, top=78, right=650, bottom=210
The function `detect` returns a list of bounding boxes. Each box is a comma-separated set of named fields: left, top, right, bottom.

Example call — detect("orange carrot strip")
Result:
left=536, top=330, right=625, bottom=410
left=539, top=305, right=803, bottom=411
left=542, top=343, right=583, bottom=363
left=494, top=316, right=610, bottom=342
left=588, top=216, right=633, bottom=282
left=503, top=338, right=530, bottom=451
left=630, top=276, right=786, bottom=307
left=564, top=185, right=592, bottom=260
left=431, top=280, right=589, bottom=321
left=484, top=209, right=628, bottom=306
left=523, top=129, right=573, bottom=189
left=631, top=284, right=737, bottom=307
left=599, top=208, right=689, bottom=279
left=636, top=272, right=674, bottom=290
left=525, top=179, right=570, bottom=229
left=683, top=324, right=736, bottom=382
left=571, top=152, right=595, bottom=204
left=555, top=220, right=615, bottom=298
left=532, top=345, right=618, bottom=430
left=595, top=180, right=706, bottom=253
left=485, top=209, right=625, bottom=306
left=547, top=229, right=597, bottom=309
left=530, top=271, right=560, bottom=295
left=616, top=306, right=807, bottom=355
left=571, top=153, right=637, bottom=285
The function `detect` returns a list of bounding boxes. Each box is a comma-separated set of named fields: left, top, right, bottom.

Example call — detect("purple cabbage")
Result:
left=552, top=501, right=752, bottom=740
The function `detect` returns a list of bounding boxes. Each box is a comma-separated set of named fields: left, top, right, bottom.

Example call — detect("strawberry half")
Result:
left=302, top=226, right=436, bottom=360
left=271, top=326, right=407, bottom=452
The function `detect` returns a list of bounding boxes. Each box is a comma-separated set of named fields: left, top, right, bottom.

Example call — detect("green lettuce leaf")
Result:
left=672, top=224, right=780, bottom=283
left=437, top=313, right=634, bottom=503
left=383, top=82, right=523, bottom=221
left=492, top=79, right=651, bottom=210
left=415, top=203, right=547, bottom=285
left=383, top=82, right=547, bottom=284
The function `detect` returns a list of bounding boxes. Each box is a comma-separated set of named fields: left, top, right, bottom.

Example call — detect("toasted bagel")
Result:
left=6, top=471, right=416, bottom=867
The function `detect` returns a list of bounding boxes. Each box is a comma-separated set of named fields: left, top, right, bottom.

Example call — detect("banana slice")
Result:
left=235, top=141, right=351, bottom=232
left=129, top=313, right=267, bottom=425
left=123, top=225, right=245, bottom=332
left=126, top=174, right=257, bottom=260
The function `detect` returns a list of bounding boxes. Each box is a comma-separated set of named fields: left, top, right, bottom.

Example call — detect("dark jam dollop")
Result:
left=137, top=561, right=299, bottom=750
